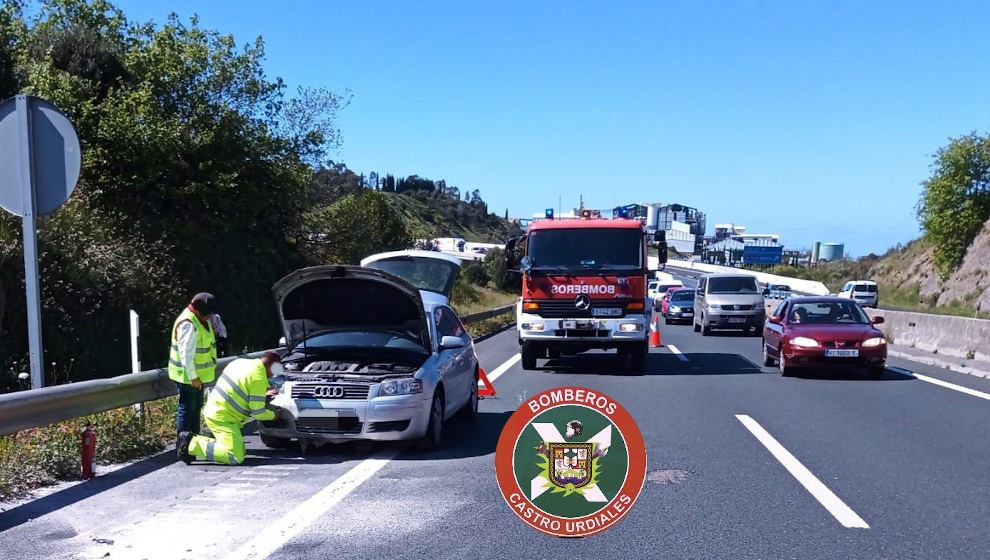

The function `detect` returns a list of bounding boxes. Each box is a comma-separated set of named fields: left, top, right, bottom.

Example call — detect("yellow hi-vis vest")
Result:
left=167, top=308, right=218, bottom=385
left=204, top=358, right=275, bottom=426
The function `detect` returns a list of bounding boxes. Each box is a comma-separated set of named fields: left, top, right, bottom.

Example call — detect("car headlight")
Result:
left=707, top=304, right=720, bottom=310
left=669, top=305, right=681, bottom=313
left=521, top=322, right=545, bottom=331
left=862, top=337, right=886, bottom=347
left=618, top=323, right=642, bottom=332
left=379, top=378, right=423, bottom=396
left=791, top=336, right=820, bottom=348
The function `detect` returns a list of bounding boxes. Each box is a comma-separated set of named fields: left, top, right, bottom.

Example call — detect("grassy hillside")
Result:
left=388, top=190, right=521, bottom=243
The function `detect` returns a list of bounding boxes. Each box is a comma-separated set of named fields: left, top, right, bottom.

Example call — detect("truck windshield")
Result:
left=528, top=228, right=643, bottom=271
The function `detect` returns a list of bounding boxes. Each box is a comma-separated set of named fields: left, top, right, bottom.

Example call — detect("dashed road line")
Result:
left=480, top=353, right=520, bottom=385
left=225, top=447, right=404, bottom=560
left=667, top=344, right=689, bottom=362
left=735, top=414, right=869, bottom=529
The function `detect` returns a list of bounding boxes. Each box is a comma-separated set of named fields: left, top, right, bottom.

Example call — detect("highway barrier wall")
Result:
left=653, top=258, right=831, bottom=296
left=867, top=308, right=990, bottom=362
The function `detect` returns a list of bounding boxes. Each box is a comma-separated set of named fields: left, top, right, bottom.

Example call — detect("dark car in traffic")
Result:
left=663, top=288, right=695, bottom=324
left=762, top=297, right=886, bottom=377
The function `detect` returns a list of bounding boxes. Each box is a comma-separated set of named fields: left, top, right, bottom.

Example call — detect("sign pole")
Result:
left=130, top=310, right=144, bottom=417
left=15, top=95, right=45, bottom=389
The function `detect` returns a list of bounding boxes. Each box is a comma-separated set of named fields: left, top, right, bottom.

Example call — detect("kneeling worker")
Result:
left=178, top=351, right=282, bottom=465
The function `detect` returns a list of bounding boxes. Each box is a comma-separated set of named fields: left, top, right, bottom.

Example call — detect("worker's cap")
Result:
left=190, top=292, right=217, bottom=316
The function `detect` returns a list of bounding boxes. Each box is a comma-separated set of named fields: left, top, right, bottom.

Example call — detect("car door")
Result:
left=434, top=305, right=473, bottom=415
left=765, top=300, right=789, bottom=356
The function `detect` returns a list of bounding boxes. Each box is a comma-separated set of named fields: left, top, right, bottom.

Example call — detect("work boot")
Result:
left=176, top=431, right=194, bottom=465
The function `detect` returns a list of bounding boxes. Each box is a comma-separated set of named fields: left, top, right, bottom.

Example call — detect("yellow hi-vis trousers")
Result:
left=188, top=417, right=245, bottom=465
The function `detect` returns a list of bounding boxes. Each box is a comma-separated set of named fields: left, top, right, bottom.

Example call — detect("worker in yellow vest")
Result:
left=167, top=293, right=218, bottom=438
left=178, top=351, right=282, bottom=465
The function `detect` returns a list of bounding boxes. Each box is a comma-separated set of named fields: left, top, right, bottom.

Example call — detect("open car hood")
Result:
left=271, top=265, right=430, bottom=351
left=360, top=250, right=462, bottom=306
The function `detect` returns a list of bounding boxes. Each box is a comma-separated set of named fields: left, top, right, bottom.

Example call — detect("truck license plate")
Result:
left=592, top=308, right=622, bottom=317
left=825, top=349, right=859, bottom=358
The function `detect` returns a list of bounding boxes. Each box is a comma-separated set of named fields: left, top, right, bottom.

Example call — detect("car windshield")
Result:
left=528, top=228, right=643, bottom=270
left=708, top=277, right=760, bottom=294
left=670, top=291, right=694, bottom=302
left=363, top=256, right=459, bottom=296
left=788, top=301, right=869, bottom=324
left=293, top=330, right=427, bottom=353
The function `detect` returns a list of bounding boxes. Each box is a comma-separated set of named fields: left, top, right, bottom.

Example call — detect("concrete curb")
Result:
left=887, top=349, right=990, bottom=380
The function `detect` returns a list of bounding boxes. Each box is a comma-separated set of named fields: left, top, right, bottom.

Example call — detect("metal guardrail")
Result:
left=0, top=304, right=518, bottom=436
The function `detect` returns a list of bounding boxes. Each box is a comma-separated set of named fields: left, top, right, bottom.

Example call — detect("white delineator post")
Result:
left=130, top=309, right=143, bottom=416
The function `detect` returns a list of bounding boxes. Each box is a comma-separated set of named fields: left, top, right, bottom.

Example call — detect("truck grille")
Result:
left=721, top=304, right=754, bottom=311
left=532, top=300, right=627, bottom=319
left=295, top=417, right=362, bottom=434
left=291, top=384, right=371, bottom=400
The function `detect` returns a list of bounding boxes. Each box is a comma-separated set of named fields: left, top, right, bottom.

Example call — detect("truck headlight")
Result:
left=862, top=337, right=886, bottom=347
left=618, top=323, right=642, bottom=332
left=380, top=378, right=423, bottom=396
left=521, top=322, right=545, bottom=331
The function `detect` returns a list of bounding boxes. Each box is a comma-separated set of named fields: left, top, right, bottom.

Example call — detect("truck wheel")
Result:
left=521, top=343, right=539, bottom=370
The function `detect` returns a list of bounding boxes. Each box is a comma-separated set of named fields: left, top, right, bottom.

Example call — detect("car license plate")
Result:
left=728, top=317, right=747, bottom=324
left=825, top=349, right=859, bottom=358
left=683, top=312, right=693, bottom=317
left=592, top=308, right=622, bottom=317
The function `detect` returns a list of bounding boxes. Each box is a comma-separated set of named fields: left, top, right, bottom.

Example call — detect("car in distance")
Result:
left=693, top=274, right=766, bottom=335
left=260, top=250, right=479, bottom=451
left=647, top=280, right=660, bottom=300
left=763, top=283, right=792, bottom=299
left=659, top=286, right=683, bottom=316
left=761, top=296, right=886, bottom=377
left=652, top=280, right=684, bottom=311
left=663, top=288, right=695, bottom=324
left=836, top=280, right=878, bottom=308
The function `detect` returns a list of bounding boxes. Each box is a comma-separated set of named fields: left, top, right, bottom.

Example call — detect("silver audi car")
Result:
left=258, top=250, right=479, bottom=451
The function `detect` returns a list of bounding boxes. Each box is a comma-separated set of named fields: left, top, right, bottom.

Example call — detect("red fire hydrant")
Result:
left=81, top=423, right=97, bottom=479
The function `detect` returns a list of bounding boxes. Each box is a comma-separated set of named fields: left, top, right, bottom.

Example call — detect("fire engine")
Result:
left=506, top=208, right=667, bottom=371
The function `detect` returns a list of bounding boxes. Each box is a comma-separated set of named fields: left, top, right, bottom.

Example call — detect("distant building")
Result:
left=613, top=202, right=707, bottom=255
left=703, top=223, right=782, bottom=266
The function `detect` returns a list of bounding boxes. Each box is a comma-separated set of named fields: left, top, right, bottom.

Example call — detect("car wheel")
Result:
left=260, top=434, right=293, bottom=449
left=521, top=343, right=538, bottom=370
left=762, top=340, right=776, bottom=367
left=459, top=369, right=479, bottom=420
left=417, top=391, right=444, bottom=451
left=779, top=353, right=794, bottom=377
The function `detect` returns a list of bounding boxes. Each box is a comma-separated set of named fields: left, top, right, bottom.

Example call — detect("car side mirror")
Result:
left=439, top=335, right=466, bottom=350
left=768, top=316, right=782, bottom=324
left=871, top=316, right=884, bottom=325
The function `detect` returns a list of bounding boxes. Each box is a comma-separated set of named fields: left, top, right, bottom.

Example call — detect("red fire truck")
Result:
left=506, top=209, right=666, bottom=371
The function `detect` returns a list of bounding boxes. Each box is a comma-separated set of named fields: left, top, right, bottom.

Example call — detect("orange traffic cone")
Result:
left=478, top=366, right=496, bottom=397
left=649, top=321, right=662, bottom=348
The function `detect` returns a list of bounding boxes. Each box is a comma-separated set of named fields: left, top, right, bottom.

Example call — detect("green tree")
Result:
left=917, top=133, right=990, bottom=277
left=301, top=190, right=411, bottom=264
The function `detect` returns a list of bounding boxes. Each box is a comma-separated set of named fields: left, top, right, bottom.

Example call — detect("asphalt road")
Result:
left=3, top=319, right=990, bottom=559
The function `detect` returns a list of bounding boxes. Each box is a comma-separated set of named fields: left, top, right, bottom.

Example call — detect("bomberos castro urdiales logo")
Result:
left=495, top=386, right=647, bottom=538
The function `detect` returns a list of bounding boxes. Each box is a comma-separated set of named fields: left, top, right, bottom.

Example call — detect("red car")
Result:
left=762, top=296, right=887, bottom=377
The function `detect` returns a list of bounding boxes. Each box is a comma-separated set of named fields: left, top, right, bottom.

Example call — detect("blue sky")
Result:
left=112, top=0, right=990, bottom=257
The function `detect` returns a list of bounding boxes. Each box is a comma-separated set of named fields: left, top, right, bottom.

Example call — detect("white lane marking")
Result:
left=906, top=371, right=990, bottom=402
left=225, top=447, right=403, bottom=560
left=229, top=476, right=281, bottom=482
left=667, top=344, right=689, bottom=362
left=253, top=465, right=301, bottom=471
left=480, top=353, right=520, bottom=385
left=735, top=414, right=869, bottom=529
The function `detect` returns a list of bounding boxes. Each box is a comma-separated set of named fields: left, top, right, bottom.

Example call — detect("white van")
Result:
left=837, top=280, right=878, bottom=308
